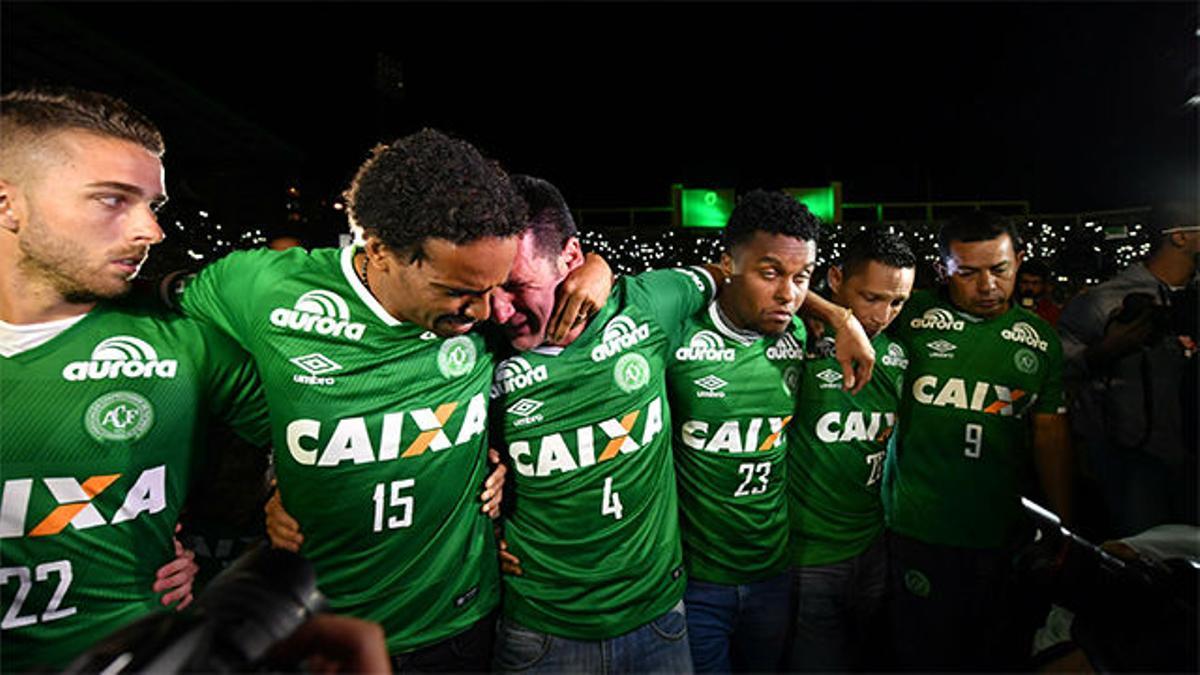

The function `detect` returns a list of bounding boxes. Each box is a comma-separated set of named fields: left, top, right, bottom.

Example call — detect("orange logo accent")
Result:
left=599, top=411, right=640, bottom=462
left=983, top=390, right=1025, bottom=415
left=29, top=474, right=120, bottom=537
left=758, top=415, right=793, bottom=451
left=402, top=403, right=458, bottom=457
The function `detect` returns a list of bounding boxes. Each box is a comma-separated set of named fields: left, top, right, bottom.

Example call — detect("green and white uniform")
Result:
left=494, top=267, right=715, bottom=638
left=666, top=301, right=805, bottom=584
left=179, top=246, right=500, bottom=653
left=883, top=290, right=1066, bottom=548
left=789, top=329, right=905, bottom=566
left=0, top=297, right=268, bottom=671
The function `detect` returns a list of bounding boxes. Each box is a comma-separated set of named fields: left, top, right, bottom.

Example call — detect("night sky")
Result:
left=4, top=2, right=1197, bottom=232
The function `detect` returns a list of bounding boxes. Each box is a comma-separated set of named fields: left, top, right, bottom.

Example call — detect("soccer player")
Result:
left=883, top=212, right=1072, bottom=670
left=176, top=135, right=604, bottom=669
left=0, top=87, right=269, bottom=670
left=664, top=189, right=817, bottom=673
left=176, top=130, right=520, bottom=668
left=788, top=229, right=915, bottom=671
left=486, top=175, right=715, bottom=672
left=265, top=177, right=878, bottom=671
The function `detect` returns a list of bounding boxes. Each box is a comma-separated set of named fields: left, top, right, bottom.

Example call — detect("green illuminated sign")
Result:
left=784, top=185, right=839, bottom=223
left=680, top=188, right=735, bottom=228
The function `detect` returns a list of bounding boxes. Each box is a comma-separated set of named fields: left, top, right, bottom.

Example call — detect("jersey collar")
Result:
left=708, top=299, right=761, bottom=346
left=340, top=245, right=403, bottom=326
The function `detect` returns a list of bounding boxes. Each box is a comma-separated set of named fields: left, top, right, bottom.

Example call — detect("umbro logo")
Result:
left=694, top=374, right=728, bottom=399
left=816, top=368, right=844, bottom=389
left=507, top=398, right=545, bottom=427
left=927, top=340, right=957, bottom=359
left=290, top=352, right=342, bottom=386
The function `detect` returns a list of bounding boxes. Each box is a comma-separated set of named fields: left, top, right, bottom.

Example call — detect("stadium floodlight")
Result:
left=676, top=186, right=736, bottom=228
left=784, top=183, right=841, bottom=223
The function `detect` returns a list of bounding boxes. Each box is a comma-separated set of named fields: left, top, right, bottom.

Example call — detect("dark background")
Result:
left=3, top=2, right=1197, bottom=244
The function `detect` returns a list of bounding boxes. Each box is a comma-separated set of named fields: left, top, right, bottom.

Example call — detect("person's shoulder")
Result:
left=1007, top=305, right=1062, bottom=350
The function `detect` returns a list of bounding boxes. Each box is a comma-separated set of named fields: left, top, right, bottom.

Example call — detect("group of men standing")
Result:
left=3, top=85, right=1078, bottom=673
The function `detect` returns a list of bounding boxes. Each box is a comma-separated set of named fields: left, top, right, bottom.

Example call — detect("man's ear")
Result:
left=720, top=251, right=734, bottom=278
left=1014, top=250, right=1025, bottom=271
left=557, top=236, right=585, bottom=276
left=932, top=257, right=948, bottom=284
left=0, top=179, right=22, bottom=234
left=364, top=235, right=393, bottom=273
left=827, top=265, right=843, bottom=296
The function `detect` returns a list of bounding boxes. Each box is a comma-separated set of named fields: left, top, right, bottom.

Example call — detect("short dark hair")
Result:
left=346, top=128, right=527, bottom=259
left=937, top=211, right=1022, bottom=262
left=1018, top=258, right=1052, bottom=281
left=839, top=229, right=916, bottom=276
left=511, top=174, right=578, bottom=259
left=0, top=87, right=164, bottom=170
left=724, top=189, right=821, bottom=251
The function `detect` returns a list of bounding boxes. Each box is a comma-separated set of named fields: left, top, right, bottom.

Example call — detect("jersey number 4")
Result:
left=601, top=476, right=624, bottom=520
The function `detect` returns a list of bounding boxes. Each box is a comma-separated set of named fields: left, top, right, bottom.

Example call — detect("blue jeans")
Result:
left=789, top=534, right=887, bottom=672
left=494, top=600, right=692, bottom=674
left=684, top=572, right=791, bottom=673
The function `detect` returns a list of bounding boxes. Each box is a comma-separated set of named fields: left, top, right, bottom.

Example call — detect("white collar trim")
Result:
left=708, top=300, right=760, bottom=346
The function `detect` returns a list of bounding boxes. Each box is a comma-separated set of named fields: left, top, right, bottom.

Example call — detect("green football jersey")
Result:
left=883, top=289, right=1066, bottom=548
left=494, top=267, right=715, bottom=639
left=666, top=301, right=806, bottom=584
left=0, top=297, right=268, bottom=672
left=789, top=329, right=905, bottom=566
left=179, top=246, right=500, bottom=653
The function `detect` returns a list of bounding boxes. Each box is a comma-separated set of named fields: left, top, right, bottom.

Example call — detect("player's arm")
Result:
left=264, top=451, right=508, bottom=551
left=546, top=253, right=613, bottom=344
left=1032, top=412, right=1073, bottom=524
left=801, top=291, right=875, bottom=394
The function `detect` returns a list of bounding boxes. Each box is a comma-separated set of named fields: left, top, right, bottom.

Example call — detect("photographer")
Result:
left=1059, top=201, right=1199, bottom=538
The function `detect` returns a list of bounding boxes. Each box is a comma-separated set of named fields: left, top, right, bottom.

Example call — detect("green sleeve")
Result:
left=630, top=267, right=717, bottom=346
left=198, top=322, right=271, bottom=446
left=177, top=249, right=266, bottom=342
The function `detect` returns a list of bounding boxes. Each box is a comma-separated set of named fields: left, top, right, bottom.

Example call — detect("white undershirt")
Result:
left=0, top=314, right=88, bottom=357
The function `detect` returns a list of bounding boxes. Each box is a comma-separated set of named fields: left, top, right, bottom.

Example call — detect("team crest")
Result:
left=438, top=337, right=477, bottom=378
left=783, top=365, right=802, bottom=395
left=1013, top=348, right=1040, bottom=374
left=85, top=391, right=154, bottom=442
left=613, top=353, right=651, bottom=393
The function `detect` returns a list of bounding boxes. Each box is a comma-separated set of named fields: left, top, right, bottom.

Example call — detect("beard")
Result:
left=18, top=215, right=134, bottom=303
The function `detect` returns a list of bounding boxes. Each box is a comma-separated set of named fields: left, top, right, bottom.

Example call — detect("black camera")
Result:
left=63, top=545, right=326, bottom=673
left=1018, top=499, right=1198, bottom=672
left=1110, top=288, right=1198, bottom=345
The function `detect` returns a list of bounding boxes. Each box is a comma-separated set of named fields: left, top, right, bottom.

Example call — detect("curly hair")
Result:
left=511, top=174, right=578, bottom=260
left=724, top=189, right=821, bottom=251
left=346, top=128, right=527, bottom=259
left=840, top=229, right=916, bottom=276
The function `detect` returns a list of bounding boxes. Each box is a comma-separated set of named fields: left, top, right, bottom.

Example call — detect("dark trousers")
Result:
left=789, top=534, right=889, bottom=672
left=887, top=531, right=1045, bottom=672
left=392, top=612, right=496, bottom=673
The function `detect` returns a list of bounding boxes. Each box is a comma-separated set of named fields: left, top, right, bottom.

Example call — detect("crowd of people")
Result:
left=1, top=85, right=1196, bottom=674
